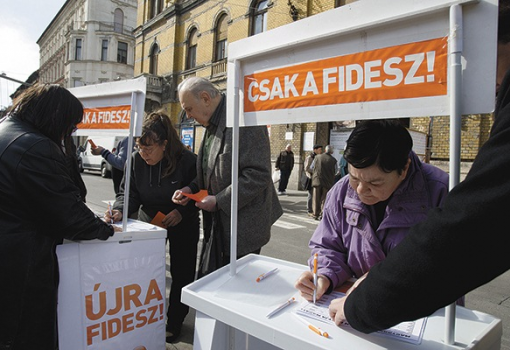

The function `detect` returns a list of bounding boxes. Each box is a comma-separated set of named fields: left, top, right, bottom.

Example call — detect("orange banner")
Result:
left=244, top=37, right=448, bottom=112
left=78, top=105, right=131, bottom=129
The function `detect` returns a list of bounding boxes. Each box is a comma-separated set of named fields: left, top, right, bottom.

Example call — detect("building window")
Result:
left=251, top=0, right=268, bottom=36
left=73, top=79, right=83, bottom=87
left=215, top=14, right=228, bottom=61
left=149, top=44, right=159, bottom=75
left=101, top=40, right=108, bottom=61
left=150, top=0, right=164, bottom=19
left=117, top=41, right=128, bottom=64
left=186, top=28, right=198, bottom=70
left=75, top=38, right=82, bottom=60
left=114, top=8, right=124, bottom=33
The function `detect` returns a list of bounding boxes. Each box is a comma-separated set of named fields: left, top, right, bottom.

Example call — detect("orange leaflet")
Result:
left=77, top=105, right=131, bottom=130
left=150, top=212, right=166, bottom=228
left=244, top=37, right=448, bottom=113
left=181, top=190, right=208, bottom=202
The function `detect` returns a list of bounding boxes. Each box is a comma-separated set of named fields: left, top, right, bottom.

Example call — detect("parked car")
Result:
left=79, top=136, right=124, bottom=178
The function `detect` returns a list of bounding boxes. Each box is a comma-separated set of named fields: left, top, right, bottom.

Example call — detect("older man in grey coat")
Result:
left=173, top=77, right=283, bottom=274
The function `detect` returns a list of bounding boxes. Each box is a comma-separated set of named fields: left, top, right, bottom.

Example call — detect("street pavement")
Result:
left=81, top=173, right=510, bottom=350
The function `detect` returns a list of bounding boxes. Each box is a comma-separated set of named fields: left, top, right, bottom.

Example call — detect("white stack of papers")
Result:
left=296, top=291, right=427, bottom=345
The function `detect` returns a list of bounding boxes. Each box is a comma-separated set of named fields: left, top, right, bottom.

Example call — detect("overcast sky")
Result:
left=0, top=0, right=67, bottom=109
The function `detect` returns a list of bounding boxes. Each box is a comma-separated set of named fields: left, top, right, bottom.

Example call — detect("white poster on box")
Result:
left=57, top=238, right=166, bottom=350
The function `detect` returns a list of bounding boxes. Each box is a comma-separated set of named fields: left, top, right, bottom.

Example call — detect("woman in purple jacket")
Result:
left=295, top=120, right=450, bottom=302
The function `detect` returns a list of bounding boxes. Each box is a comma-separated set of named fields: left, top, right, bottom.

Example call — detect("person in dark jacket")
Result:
left=311, top=145, right=338, bottom=219
left=329, top=0, right=510, bottom=333
left=106, top=111, right=199, bottom=344
left=275, top=143, right=294, bottom=194
left=0, top=84, right=116, bottom=350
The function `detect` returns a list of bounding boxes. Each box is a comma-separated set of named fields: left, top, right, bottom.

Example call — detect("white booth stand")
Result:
left=57, top=221, right=167, bottom=349
left=183, top=255, right=502, bottom=350
left=183, top=0, right=502, bottom=348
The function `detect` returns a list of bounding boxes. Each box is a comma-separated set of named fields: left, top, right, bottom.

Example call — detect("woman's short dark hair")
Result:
left=139, top=111, right=185, bottom=177
left=344, top=120, right=413, bottom=174
left=8, top=84, right=83, bottom=145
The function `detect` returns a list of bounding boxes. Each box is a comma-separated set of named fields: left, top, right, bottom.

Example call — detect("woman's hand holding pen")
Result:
left=172, top=186, right=192, bottom=206
left=104, top=209, right=122, bottom=223
left=295, top=271, right=330, bottom=302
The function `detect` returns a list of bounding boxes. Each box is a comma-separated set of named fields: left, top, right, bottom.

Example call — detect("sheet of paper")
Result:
left=112, top=219, right=160, bottom=231
left=296, top=291, right=427, bottom=345
left=150, top=211, right=166, bottom=228
left=181, top=189, right=208, bottom=202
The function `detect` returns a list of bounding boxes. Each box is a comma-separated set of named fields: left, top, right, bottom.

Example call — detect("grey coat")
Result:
left=189, top=96, right=283, bottom=256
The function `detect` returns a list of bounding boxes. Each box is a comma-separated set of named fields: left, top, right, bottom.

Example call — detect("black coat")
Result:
left=0, top=117, right=113, bottom=350
left=344, top=69, right=510, bottom=333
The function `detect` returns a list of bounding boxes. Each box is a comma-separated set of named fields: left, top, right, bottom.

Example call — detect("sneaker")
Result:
left=282, top=190, right=287, bottom=195
left=166, top=324, right=182, bottom=343
left=278, top=191, right=284, bottom=195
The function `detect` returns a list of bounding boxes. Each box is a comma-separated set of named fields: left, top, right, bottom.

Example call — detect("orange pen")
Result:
left=296, top=315, right=329, bottom=338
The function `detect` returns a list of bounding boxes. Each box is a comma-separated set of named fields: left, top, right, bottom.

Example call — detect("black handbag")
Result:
left=198, top=211, right=224, bottom=278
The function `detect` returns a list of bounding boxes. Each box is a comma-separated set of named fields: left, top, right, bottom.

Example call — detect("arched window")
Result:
left=149, top=44, right=159, bottom=75
left=251, top=0, right=268, bottom=36
left=214, top=14, right=228, bottom=62
left=114, top=8, right=124, bottom=33
left=186, top=28, right=198, bottom=70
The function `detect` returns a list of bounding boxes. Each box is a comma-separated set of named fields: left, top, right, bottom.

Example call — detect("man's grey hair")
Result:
left=325, top=145, right=334, bottom=154
left=177, top=77, right=220, bottom=99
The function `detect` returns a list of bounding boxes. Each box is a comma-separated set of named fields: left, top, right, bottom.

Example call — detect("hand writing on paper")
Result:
left=172, top=186, right=192, bottom=206
left=105, top=209, right=122, bottom=223
left=329, top=272, right=368, bottom=326
left=295, top=271, right=330, bottom=302
left=195, top=195, right=217, bottom=212
left=162, top=209, right=183, bottom=227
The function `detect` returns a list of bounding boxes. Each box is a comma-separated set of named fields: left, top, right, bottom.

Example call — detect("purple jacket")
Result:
left=308, top=151, right=449, bottom=289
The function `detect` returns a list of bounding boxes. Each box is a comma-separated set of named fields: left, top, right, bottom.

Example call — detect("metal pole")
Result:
left=445, top=4, right=463, bottom=345
left=122, top=91, right=137, bottom=232
left=229, top=60, right=241, bottom=277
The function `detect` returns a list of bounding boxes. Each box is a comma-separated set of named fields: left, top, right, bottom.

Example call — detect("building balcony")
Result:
left=211, top=59, right=227, bottom=77
left=96, top=22, right=134, bottom=35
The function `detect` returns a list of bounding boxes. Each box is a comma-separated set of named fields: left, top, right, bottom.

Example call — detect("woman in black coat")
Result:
left=0, top=84, right=116, bottom=350
left=107, top=112, right=200, bottom=343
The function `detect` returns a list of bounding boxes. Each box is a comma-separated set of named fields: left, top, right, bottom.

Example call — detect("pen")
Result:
left=296, top=315, right=329, bottom=338
left=108, top=201, right=113, bottom=224
left=313, top=253, right=318, bottom=303
left=256, top=267, right=278, bottom=282
left=266, top=297, right=295, bottom=318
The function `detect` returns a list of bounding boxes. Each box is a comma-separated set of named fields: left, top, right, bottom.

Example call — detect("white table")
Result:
left=182, top=255, right=502, bottom=350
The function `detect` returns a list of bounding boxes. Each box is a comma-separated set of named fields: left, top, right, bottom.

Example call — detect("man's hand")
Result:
left=162, top=209, right=183, bottom=227
left=295, top=271, right=330, bottom=302
left=329, top=297, right=348, bottom=326
left=196, top=195, right=217, bottom=212
left=172, top=187, right=192, bottom=206
left=328, top=272, right=368, bottom=326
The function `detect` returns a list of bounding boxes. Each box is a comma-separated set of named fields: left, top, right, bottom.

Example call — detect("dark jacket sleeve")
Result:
left=344, top=69, right=510, bottom=333
left=114, top=152, right=143, bottom=216
left=18, top=140, right=113, bottom=241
